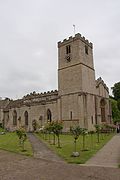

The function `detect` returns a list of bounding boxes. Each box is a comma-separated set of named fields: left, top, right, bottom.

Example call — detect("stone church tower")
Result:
left=58, top=33, right=95, bottom=95
left=57, top=33, right=111, bottom=130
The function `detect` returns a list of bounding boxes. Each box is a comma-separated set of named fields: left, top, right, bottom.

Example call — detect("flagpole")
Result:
left=73, top=24, right=75, bottom=36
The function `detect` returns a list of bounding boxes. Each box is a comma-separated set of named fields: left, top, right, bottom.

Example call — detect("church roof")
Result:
left=96, top=77, right=109, bottom=92
left=0, top=99, right=10, bottom=109
left=4, top=99, right=23, bottom=110
left=4, top=90, right=58, bottom=110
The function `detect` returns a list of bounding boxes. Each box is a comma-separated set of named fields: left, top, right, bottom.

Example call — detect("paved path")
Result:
left=0, top=150, right=120, bottom=180
left=27, top=133, right=63, bottom=162
left=85, top=134, right=120, bottom=168
left=0, top=134, right=120, bottom=179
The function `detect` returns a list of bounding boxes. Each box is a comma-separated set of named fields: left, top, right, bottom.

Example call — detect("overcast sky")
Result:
left=0, top=0, right=120, bottom=99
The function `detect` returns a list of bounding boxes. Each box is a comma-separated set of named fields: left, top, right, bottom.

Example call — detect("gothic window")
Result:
left=100, top=99, right=106, bottom=122
left=7, top=114, right=9, bottom=122
left=85, top=45, right=88, bottom=55
left=13, top=110, right=17, bottom=126
left=66, top=45, right=71, bottom=54
left=39, top=115, right=43, bottom=121
left=91, top=116, right=94, bottom=124
left=24, top=111, right=28, bottom=126
left=47, top=109, right=52, bottom=122
left=70, top=111, right=72, bottom=120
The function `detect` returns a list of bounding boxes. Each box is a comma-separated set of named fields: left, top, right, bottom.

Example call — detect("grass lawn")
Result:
left=0, top=131, right=33, bottom=156
left=0, top=127, right=5, bottom=132
left=36, top=132, right=115, bottom=164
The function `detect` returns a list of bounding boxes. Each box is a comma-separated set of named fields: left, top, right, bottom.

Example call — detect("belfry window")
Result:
left=85, top=45, right=88, bottom=55
left=66, top=45, right=71, bottom=54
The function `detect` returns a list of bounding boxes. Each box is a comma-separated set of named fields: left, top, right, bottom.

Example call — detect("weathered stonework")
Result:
left=0, top=33, right=112, bottom=131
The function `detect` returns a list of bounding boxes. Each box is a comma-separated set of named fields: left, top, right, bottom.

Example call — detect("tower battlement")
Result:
left=58, top=33, right=93, bottom=48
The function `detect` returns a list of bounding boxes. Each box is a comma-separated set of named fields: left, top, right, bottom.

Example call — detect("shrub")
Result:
left=16, top=127, right=27, bottom=151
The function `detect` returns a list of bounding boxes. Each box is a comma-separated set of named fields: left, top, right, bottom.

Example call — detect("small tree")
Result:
left=49, top=121, right=56, bottom=145
left=45, top=122, right=52, bottom=143
left=100, top=124, right=105, bottom=139
left=81, top=128, right=88, bottom=151
left=94, top=124, right=101, bottom=143
left=16, top=127, right=27, bottom=151
left=70, top=126, right=81, bottom=156
left=89, top=130, right=95, bottom=149
left=32, top=120, right=37, bottom=131
left=52, top=121, right=63, bottom=148
left=43, top=123, right=49, bottom=140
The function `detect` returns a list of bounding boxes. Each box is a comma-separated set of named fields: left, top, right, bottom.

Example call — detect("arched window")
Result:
left=13, top=110, right=17, bottom=126
left=47, top=109, right=52, bottom=122
left=100, top=99, right=106, bottom=122
left=24, top=111, right=28, bottom=126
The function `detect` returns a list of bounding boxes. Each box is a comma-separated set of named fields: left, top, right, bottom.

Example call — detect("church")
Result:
left=0, top=33, right=112, bottom=131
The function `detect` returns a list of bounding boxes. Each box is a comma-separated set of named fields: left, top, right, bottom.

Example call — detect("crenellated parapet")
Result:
left=58, top=33, right=93, bottom=48
left=4, top=90, right=59, bottom=109
left=23, top=89, right=58, bottom=99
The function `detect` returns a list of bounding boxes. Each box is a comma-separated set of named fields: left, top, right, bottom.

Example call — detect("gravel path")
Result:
left=27, top=133, right=63, bottom=162
left=0, top=150, right=120, bottom=180
left=86, top=134, right=120, bottom=168
left=0, top=134, right=120, bottom=179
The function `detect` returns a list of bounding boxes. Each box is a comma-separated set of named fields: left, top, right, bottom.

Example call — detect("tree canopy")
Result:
left=110, top=98, right=120, bottom=123
left=111, top=82, right=120, bottom=100
left=111, top=82, right=120, bottom=113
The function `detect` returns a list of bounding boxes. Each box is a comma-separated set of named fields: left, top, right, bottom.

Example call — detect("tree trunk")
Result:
left=97, top=132, right=100, bottom=143
left=91, top=134, right=93, bottom=149
left=83, top=135, right=85, bottom=150
left=57, top=135, right=61, bottom=148
left=74, top=139, right=77, bottom=152
left=53, top=134, right=56, bottom=145
left=49, top=133, right=51, bottom=143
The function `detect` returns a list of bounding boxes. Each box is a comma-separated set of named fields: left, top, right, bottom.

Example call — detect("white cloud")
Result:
left=0, top=0, right=120, bottom=99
